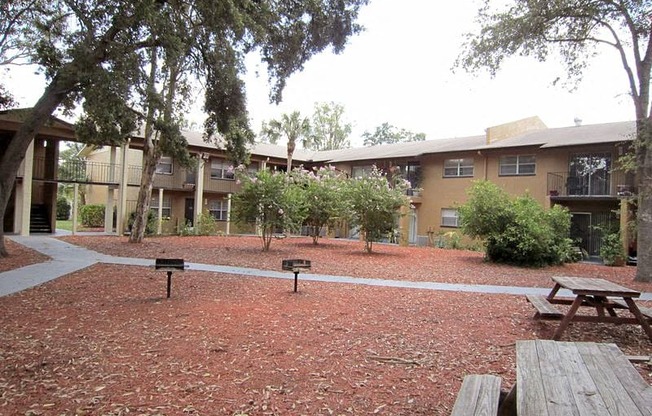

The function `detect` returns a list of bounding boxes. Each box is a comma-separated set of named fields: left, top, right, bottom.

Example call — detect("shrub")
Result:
left=600, top=232, right=626, bottom=266
left=56, top=197, right=71, bottom=220
left=459, top=180, right=573, bottom=267
left=195, top=212, right=218, bottom=236
left=79, top=204, right=104, bottom=228
left=343, top=166, right=410, bottom=253
left=128, top=210, right=157, bottom=235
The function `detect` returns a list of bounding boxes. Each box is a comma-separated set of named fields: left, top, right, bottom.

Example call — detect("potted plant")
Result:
left=599, top=231, right=626, bottom=266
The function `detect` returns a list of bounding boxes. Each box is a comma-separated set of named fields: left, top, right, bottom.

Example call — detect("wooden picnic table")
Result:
left=531, top=276, right=652, bottom=341
left=514, top=339, right=652, bottom=415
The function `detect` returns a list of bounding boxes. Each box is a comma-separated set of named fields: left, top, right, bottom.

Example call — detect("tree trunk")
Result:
left=286, top=139, right=295, bottom=172
left=129, top=47, right=159, bottom=243
left=635, top=118, right=652, bottom=282
left=0, top=70, right=80, bottom=256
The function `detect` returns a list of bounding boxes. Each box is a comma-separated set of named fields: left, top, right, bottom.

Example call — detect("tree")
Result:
left=291, top=165, right=348, bottom=244
left=456, top=0, right=652, bottom=281
left=459, top=181, right=574, bottom=267
left=231, top=168, right=306, bottom=251
left=344, top=165, right=410, bottom=253
left=362, top=122, right=426, bottom=146
left=308, top=102, right=352, bottom=151
left=260, top=111, right=311, bottom=171
left=0, top=0, right=369, bottom=256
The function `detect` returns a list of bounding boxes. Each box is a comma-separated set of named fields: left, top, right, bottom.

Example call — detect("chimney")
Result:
left=574, top=117, right=582, bottom=127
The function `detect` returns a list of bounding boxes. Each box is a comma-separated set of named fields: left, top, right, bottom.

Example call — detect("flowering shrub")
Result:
left=344, top=166, right=410, bottom=253
left=231, top=167, right=307, bottom=251
left=291, top=166, right=348, bottom=244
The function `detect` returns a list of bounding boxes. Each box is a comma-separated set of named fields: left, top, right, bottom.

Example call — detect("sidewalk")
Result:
left=3, top=235, right=651, bottom=300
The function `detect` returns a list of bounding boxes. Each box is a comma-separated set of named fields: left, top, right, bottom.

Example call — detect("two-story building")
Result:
left=3, top=110, right=636, bottom=258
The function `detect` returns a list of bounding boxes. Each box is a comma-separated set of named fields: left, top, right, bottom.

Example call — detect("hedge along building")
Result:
left=4, top=111, right=637, bottom=258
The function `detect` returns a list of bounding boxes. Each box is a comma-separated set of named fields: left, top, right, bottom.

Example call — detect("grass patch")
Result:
left=56, top=220, right=73, bottom=231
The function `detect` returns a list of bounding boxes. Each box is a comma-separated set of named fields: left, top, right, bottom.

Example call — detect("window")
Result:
left=441, top=208, right=459, bottom=227
left=351, top=165, right=374, bottom=178
left=499, top=155, right=536, bottom=176
left=155, top=156, right=173, bottom=174
left=209, top=199, right=228, bottom=221
left=444, top=158, right=474, bottom=177
left=211, top=159, right=235, bottom=180
left=150, top=194, right=171, bottom=217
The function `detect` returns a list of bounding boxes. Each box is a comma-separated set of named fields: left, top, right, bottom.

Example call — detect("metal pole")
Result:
left=167, top=271, right=172, bottom=298
left=293, top=270, right=299, bottom=293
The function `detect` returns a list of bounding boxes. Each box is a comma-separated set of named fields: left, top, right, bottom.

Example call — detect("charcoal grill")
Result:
left=154, top=258, right=188, bottom=298
left=282, top=259, right=311, bottom=293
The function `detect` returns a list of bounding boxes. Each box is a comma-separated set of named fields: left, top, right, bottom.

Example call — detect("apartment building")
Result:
left=3, top=110, right=636, bottom=257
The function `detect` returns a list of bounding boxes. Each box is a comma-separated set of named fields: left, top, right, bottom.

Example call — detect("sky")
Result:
left=3, top=0, right=636, bottom=148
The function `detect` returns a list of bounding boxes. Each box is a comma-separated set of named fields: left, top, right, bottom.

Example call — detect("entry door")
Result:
left=185, top=198, right=194, bottom=226
left=570, top=213, right=591, bottom=255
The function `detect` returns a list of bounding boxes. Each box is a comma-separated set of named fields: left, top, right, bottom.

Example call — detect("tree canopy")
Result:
left=457, top=0, right=652, bottom=282
left=0, top=0, right=369, bottom=255
left=362, top=122, right=426, bottom=146
left=308, top=101, right=352, bottom=151
left=260, top=111, right=311, bottom=171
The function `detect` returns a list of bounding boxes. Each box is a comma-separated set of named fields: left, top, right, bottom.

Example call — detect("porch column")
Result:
left=620, top=198, right=632, bottom=256
left=72, top=183, right=79, bottom=235
left=157, top=188, right=164, bottom=235
left=116, top=140, right=130, bottom=235
left=193, top=154, right=206, bottom=230
left=104, top=146, right=117, bottom=233
left=226, top=193, right=232, bottom=235
left=398, top=204, right=409, bottom=247
left=18, top=139, right=35, bottom=236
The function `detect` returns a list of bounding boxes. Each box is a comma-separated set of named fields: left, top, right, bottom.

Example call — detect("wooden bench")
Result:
left=451, top=374, right=502, bottom=416
left=525, top=294, right=564, bottom=319
left=611, top=299, right=652, bottom=319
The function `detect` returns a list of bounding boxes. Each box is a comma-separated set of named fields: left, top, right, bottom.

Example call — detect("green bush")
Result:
left=459, top=181, right=573, bottom=267
left=128, top=210, right=157, bottom=235
left=600, top=232, right=626, bottom=266
left=79, top=204, right=104, bottom=228
left=56, top=197, right=71, bottom=220
left=195, top=213, right=218, bottom=236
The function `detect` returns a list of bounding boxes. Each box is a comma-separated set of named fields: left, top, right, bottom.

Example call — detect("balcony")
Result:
left=547, top=171, right=636, bottom=198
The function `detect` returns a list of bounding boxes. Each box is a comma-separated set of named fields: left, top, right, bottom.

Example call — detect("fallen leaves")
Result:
left=1, top=236, right=651, bottom=415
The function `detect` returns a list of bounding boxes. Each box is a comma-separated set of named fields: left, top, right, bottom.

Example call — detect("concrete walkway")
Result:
left=2, top=235, right=651, bottom=300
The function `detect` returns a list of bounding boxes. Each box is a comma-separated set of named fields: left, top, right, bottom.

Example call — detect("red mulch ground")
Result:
left=0, top=239, right=51, bottom=272
left=1, top=235, right=651, bottom=415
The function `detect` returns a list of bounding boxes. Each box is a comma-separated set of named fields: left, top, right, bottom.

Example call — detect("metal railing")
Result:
left=547, top=170, right=636, bottom=197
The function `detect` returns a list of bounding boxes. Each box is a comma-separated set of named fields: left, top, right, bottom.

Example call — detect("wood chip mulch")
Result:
left=1, top=235, right=651, bottom=415
left=0, top=239, right=51, bottom=272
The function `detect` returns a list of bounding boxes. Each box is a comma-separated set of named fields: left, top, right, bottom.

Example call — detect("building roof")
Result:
left=479, top=121, right=636, bottom=150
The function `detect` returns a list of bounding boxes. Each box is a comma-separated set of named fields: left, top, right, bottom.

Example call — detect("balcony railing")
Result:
left=547, top=171, right=636, bottom=197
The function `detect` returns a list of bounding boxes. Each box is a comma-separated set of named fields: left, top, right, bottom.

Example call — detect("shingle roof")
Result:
left=163, top=119, right=638, bottom=164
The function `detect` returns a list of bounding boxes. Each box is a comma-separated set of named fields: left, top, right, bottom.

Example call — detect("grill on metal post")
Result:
left=154, top=258, right=187, bottom=298
left=282, top=259, right=311, bottom=293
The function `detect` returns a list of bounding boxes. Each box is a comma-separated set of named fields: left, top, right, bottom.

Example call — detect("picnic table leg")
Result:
left=553, top=295, right=585, bottom=341
left=546, top=283, right=562, bottom=301
left=498, top=384, right=517, bottom=416
left=623, top=298, right=652, bottom=341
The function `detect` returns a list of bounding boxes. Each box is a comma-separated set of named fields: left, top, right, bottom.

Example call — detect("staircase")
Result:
left=30, top=204, right=52, bottom=234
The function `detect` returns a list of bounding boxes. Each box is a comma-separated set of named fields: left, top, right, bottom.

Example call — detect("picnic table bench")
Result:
left=526, top=276, right=652, bottom=341
left=451, top=374, right=502, bottom=416
left=513, top=339, right=652, bottom=415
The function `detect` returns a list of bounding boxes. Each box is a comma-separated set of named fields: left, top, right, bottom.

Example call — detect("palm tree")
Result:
left=260, top=111, right=311, bottom=171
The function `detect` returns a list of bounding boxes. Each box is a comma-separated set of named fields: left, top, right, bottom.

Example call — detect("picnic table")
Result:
left=526, top=276, right=652, bottom=341
left=513, top=339, right=652, bottom=415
